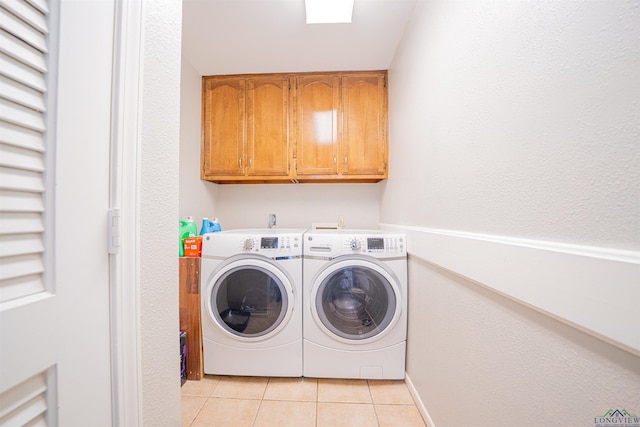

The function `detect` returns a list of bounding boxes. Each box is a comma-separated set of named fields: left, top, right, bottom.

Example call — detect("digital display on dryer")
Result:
left=261, top=237, right=279, bottom=249
left=368, top=237, right=384, bottom=250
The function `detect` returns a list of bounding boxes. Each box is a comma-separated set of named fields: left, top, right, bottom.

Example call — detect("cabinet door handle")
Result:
left=344, top=156, right=347, bottom=165
left=239, top=157, right=243, bottom=168
left=333, top=156, right=337, bottom=166
left=249, top=158, right=253, bottom=169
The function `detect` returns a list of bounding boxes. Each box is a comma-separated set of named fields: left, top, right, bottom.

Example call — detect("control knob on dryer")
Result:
left=243, top=239, right=255, bottom=250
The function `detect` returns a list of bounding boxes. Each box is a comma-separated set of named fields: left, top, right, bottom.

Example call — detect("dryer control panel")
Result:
left=342, top=234, right=405, bottom=255
left=304, top=230, right=406, bottom=259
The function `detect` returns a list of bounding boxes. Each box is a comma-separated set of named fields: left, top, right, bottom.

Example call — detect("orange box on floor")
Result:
left=183, top=236, right=202, bottom=257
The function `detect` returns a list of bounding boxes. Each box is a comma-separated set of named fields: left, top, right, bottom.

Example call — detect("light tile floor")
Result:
left=181, top=375, right=427, bottom=427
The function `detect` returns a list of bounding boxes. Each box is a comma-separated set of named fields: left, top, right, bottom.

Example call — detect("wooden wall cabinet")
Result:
left=201, top=71, right=387, bottom=183
left=202, top=75, right=293, bottom=182
left=296, top=74, right=340, bottom=177
left=296, top=72, right=387, bottom=181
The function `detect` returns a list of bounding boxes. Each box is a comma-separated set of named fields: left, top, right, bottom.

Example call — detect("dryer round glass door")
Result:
left=208, top=259, right=294, bottom=340
left=312, top=259, right=401, bottom=342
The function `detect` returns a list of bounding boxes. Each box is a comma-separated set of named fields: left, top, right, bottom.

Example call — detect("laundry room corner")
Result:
left=180, top=54, right=219, bottom=222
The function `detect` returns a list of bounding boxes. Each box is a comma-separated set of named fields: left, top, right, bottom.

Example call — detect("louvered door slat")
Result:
left=0, top=0, right=48, bottom=35
left=23, top=414, right=46, bottom=427
left=0, top=234, right=44, bottom=257
left=0, top=30, right=47, bottom=72
left=0, top=166, right=44, bottom=192
left=0, top=372, right=46, bottom=419
left=0, top=394, right=47, bottom=426
left=0, top=52, right=47, bottom=92
left=0, top=75, right=46, bottom=111
left=0, top=7, right=48, bottom=52
left=0, top=254, right=45, bottom=283
left=0, top=191, right=44, bottom=213
left=0, top=143, right=45, bottom=171
left=0, top=212, right=44, bottom=235
left=23, top=0, right=48, bottom=14
left=0, top=274, right=44, bottom=303
left=0, top=98, right=45, bottom=131
left=0, top=121, right=44, bottom=151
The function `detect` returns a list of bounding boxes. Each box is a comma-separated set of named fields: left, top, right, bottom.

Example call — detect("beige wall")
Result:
left=385, top=0, right=640, bottom=425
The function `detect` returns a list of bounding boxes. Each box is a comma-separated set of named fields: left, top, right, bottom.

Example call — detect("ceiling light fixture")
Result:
left=305, top=0, right=354, bottom=24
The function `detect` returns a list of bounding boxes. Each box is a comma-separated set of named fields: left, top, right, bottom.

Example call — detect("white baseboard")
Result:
left=380, top=223, right=640, bottom=356
left=405, top=372, right=435, bottom=427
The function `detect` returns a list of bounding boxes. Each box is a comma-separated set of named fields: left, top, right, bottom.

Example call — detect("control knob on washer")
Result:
left=243, top=239, right=255, bottom=250
left=350, top=238, right=361, bottom=251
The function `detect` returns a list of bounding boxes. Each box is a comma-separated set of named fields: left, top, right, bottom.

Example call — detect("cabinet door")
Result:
left=202, top=77, right=245, bottom=177
left=296, top=75, right=340, bottom=176
left=246, top=77, right=291, bottom=177
left=341, top=73, right=387, bottom=176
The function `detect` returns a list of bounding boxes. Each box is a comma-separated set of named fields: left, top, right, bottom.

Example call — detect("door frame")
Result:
left=108, top=0, right=144, bottom=424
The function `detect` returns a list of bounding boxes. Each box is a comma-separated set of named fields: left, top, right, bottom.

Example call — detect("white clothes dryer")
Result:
left=303, top=229, right=407, bottom=380
left=201, top=229, right=304, bottom=377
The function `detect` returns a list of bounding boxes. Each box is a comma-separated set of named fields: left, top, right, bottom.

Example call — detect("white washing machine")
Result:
left=201, top=229, right=304, bottom=377
left=303, top=229, right=407, bottom=380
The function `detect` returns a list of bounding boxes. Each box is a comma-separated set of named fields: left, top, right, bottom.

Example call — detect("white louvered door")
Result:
left=0, top=0, right=114, bottom=425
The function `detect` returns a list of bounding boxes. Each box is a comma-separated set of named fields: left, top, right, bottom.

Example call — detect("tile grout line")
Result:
left=252, top=377, right=271, bottom=427
left=186, top=394, right=208, bottom=427
left=368, top=380, right=382, bottom=427
left=315, top=377, right=319, bottom=427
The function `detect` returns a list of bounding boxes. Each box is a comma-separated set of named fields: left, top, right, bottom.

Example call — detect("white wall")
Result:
left=384, top=0, right=640, bottom=426
left=216, top=183, right=381, bottom=230
left=383, top=0, right=639, bottom=250
left=180, top=56, right=219, bottom=223
left=139, top=1, right=183, bottom=425
left=406, top=257, right=640, bottom=427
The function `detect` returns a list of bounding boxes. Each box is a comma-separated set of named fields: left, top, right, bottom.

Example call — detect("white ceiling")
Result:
left=181, top=0, right=417, bottom=76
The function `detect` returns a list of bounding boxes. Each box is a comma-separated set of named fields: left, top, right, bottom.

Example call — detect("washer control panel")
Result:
left=342, top=234, right=405, bottom=255
left=239, top=233, right=301, bottom=255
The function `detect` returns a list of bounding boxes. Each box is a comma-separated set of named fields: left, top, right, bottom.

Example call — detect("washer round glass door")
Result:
left=207, top=257, right=294, bottom=340
left=311, top=258, right=401, bottom=342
